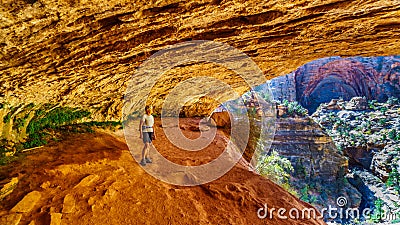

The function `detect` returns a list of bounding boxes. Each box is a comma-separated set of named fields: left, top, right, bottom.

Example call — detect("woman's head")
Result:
left=145, top=106, right=153, bottom=115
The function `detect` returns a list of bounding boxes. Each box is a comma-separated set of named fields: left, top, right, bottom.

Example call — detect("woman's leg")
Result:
left=141, top=143, right=148, bottom=160
left=145, top=143, right=150, bottom=158
left=141, top=132, right=149, bottom=164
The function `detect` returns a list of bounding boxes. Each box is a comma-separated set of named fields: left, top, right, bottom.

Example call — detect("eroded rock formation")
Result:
left=270, top=117, right=361, bottom=212
left=1, top=0, right=400, bottom=119
left=312, top=98, right=400, bottom=220
left=273, top=117, right=346, bottom=181
left=269, top=56, right=400, bottom=113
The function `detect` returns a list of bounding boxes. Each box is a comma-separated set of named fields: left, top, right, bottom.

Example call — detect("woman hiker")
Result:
left=139, top=106, right=156, bottom=166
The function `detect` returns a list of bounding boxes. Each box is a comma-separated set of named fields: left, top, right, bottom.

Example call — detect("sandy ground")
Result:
left=0, top=118, right=325, bottom=225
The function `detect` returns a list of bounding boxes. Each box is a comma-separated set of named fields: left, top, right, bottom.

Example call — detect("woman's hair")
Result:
left=145, top=106, right=152, bottom=114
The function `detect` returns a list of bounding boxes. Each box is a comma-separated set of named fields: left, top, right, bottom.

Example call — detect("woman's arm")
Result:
left=151, top=115, right=155, bottom=139
left=139, top=119, right=144, bottom=138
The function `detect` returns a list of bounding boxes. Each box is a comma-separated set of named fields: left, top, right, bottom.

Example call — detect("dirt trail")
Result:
left=0, top=118, right=326, bottom=225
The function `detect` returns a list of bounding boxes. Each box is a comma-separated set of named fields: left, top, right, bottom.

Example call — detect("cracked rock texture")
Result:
left=1, top=0, right=400, bottom=119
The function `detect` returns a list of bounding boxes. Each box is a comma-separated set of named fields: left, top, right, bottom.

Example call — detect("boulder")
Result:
left=10, top=191, right=41, bottom=213
left=276, top=105, right=288, bottom=118
left=0, top=177, right=18, bottom=201
left=326, top=99, right=343, bottom=110
left=62, top=194, right=76, bottom=214
left=74, top=174, right=99, bottom=189
left=371, top=144, right=400, bottom=180
left=345, top=97, right=369, bottom=111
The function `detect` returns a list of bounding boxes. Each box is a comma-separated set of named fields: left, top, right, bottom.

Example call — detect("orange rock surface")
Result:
left=0, top=118, right=326, bottom=225
left=1, top=0, right=399, bottom=118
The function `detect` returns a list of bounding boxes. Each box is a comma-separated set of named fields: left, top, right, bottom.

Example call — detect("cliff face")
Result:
left=1, top=0, right=400, bottom=119
left=296, top=56, right=400, bottom=112
left=269, top=56, right=400, bottom=113
left=270, top=117, right=361, bottom=211
left=273, top=118, right=346, bottom=181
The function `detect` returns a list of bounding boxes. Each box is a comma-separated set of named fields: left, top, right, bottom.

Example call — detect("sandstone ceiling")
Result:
left=1, top=0, right=400, bottom=120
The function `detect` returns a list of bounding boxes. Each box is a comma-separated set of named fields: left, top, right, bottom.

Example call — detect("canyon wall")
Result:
left=269, top=56, right=400, bottom=113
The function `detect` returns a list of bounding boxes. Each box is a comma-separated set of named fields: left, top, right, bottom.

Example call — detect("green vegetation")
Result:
left=313, top=99, right=400, bottom=223
left=24, top=107, right=91, bottom=148
left=258, top=92, right=272, bottom=102
left=294, top=159, right=307, bottom=179
left=370, top=198, right=385, bottom=223
left=369, top=100, right=378, bottom=110
left=1, top=103, right=122, bottom=165
left=380, top=106, right=388, bottom=115
left=282, top=100, right=308, bottom=116
left=256, top=149, right=296, bottom=195
left=2, top=105, right=21, bottom=124
left=386, top=168, right=400, bottom=193
left=300, top=185, right=309, bottom=202
left=3, top=114, right=11, bottom=123
left=388, top=129, right=396, bottom=140
left=298, top=185, right=317, bottom=204
left=379, top=118, right=387, bottom=126
left=13, top=118, right=26, bottom=130
left=315, top=99, right=400, bottom=151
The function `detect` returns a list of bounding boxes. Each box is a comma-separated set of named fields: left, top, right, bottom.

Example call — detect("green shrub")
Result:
left=370, top=198, right=385, bottom=223
left=0, top=146, right=10, bottom=166
left=294, top=160, right=307, bottom=178
left=256, top=150, right=294, bottom=187
left=25, top=103, right=35, bottom=109
left=282, top=99, right=289, bottom=107
left=13, top=118, right=26, bottom=130
left=382, top=134, right=387, bottom=141
left=380, top=107, right=388, bottom=115
left=24, top=107, right=91, bottom=148
left=300, top=185, right=310, bottom=202
left=3, top=113, right=11, bottom=123
left=389, top=129, right=398, bottom=140
left=2, top=105, right=21, bottom=124
left=282, top=100, right=308, bottom=116
left=386, top=168, right=400, bottom=192
left=1, top=103, right=123, bottom=165
left=369, top=100, right=378, bottom=109
left=309, top=195, right=318, bottom=204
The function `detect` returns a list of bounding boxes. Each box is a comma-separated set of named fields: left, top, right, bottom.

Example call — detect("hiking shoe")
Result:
left=145, top=158, right=152, bottom=163
left=140, top=159, right=146, bottom=166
